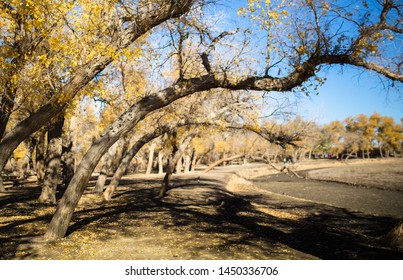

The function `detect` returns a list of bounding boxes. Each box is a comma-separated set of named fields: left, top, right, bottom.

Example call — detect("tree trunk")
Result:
left=379, top=143, right=384, bottom=158
left=158, top=151, right=164, bottom=174
left=184, top=154, right=192, bottom=173
left=159, top=163, right=174, bottom=199
left=0, top=176, right=5, bottom=192
left=0, top=103, right=63, bottom=176
left=19, top=137, right=37, bottom=179
left=0, top=83, right=16, bottom=141
left=145, top=142, right=156, bottom=175
left=204, top=154, right=245, bottom=173
left=104, top=141, right=149, bottom=201
left=62, top=138, right=75, bottom=188
left=222, top=152, right=227, bottom=166
left=36, top=129, right=47, bottom=184
left=44, top=132, right=120, bottom=240
left=190, top=150, right=197, bottom=172
left=175, top=156, right=183, bottom=174
left=273, top=150, right=279, bottom=162
left=344, top=151, right=355, bottom=162
left=103, top=122, right=184, bottom=201
left=158, top=133, right=195, bottom=198
left=111, top=137, right=130, bottom=172
left=9, top=156, right=18, bottom=175
left=94, top=152, right=111, bottom=193
left=38, top=117, right=65, bottom=204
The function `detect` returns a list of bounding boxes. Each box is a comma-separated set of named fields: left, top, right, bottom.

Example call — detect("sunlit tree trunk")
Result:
left=145, top=142, right=156, bottom=175
left=0, top=177, right=4, bottom=192
left=184, top=154, right=192, bottom=173
left=175, top=156, right=183, bottom=174
left=94, top=152, right=111, bottom=193
left=204, top=154, right=244, bottom=173
left=190, top=150, right=197, bottom=172
left=19, top=137, right=36, bottom=179
left=158, top=151, right=164, bottom=174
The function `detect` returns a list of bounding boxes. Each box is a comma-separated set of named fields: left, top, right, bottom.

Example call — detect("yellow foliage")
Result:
left=214, top=140, right=230, bottom=153
left=13, top=141, right=26, bottom=160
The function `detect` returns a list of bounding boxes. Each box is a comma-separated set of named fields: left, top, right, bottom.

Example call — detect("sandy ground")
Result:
left=252, top=159, right=403, bottom=219
left=0, top=158, right=402, bottom=260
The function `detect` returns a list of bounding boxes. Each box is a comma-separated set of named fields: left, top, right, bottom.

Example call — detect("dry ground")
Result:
left=0, top=158, right=402, bottom=260
left=300, top=158, right=403, bottom=191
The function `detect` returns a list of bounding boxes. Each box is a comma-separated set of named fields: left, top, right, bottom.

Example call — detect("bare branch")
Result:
left=199, top=28, right=240, bottom=73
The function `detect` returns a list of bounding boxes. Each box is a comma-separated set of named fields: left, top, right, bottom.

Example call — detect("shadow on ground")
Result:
left=0, top=176, right=402, bottom=259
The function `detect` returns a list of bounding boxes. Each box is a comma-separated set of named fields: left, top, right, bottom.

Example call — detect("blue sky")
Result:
left=296, top=66, right=403, bottom=124
left=221, top=0, right=403, bottom=124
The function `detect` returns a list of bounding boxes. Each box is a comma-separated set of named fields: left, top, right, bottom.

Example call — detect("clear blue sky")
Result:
left=296, top=66, right=403, bottom=124
left=221, top=1, right=403, bottom=124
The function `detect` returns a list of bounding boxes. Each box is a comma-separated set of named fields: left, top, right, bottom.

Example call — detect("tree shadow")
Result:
left=1, top=176, right=402, bottom=259
left=64, top=177, right=402, bottom=259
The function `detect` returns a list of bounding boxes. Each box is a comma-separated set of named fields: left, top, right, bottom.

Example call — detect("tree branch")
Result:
left=200, top=28, right=240, bottom=73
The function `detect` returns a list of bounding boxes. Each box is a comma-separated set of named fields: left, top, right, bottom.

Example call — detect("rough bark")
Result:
left=38, top=117, right=65, bottom=204
left=62, top=138, right=75, bottom=188
left=45, top=133, right=118, bottom=240
left=103, top=141, right=144, bottom=201
left=0, top=104, right=63, bottom=175
left=0, top=91, right=14, bottom=141
left=36, top=129, right=47, bottom=184
left=94, top=152, right=112, bottom=193
left=111, top=137, right=130, bottom=172
left=203, top=154, right=245, bottom=173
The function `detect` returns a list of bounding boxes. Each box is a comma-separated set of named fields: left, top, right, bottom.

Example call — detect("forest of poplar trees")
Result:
left=0, top=0, right=402, bottom=259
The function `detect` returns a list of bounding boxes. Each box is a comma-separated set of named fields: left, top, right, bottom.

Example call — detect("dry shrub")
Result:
left=381, top=222, right=403, bottom=250
left=225, top=174, right=254, bottom=193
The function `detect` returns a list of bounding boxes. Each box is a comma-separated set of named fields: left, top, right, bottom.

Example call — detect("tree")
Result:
left=377, top=116, right=402, bottom=157
left=324, top=120, right=345, bottom=159
left=38, top=115, right=65, bottom=204
left=0, top=0, right=198, bottom=191
left=158, top=130, right=197, bottom=198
